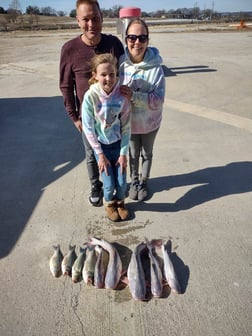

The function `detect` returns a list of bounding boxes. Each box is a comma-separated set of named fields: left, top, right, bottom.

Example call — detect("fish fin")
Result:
left=120, top=275, right=128, bottom=285
left=88, top=245, right=95, bottom=251
left=95, top=245, right=102, bottom=254
left=79, top=246, right=86, bottom=253
left=165, top=240, right=172, bottom=254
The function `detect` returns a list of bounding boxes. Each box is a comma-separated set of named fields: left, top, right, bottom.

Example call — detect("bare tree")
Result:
left=7, top=9, right=19, bottom=22
left=9, top=0, right=22, bottom=12
left=7, top=0, right=22, bottom=22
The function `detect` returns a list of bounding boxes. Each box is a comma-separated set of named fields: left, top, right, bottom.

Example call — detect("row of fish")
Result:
left=128, top=239, right=182, bottom=300
left=49, top=236, right=182, bottom=300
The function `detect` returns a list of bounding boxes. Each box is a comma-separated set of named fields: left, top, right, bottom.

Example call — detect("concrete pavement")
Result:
left=0, top=28, right=251, bottom=336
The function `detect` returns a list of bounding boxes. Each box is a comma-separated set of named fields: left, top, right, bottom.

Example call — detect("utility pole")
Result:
left=211, top=1, right=214, bottom=20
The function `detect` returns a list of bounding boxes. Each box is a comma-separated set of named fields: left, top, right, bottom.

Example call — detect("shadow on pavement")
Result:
left=0, top=96, right=84, bottom=258
left=129, top=161, right=252, bottom=212
left=162, top=64, right=217, bottom=76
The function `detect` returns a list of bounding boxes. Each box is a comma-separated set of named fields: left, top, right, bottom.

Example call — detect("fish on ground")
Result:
left=127, top=242, right=147, bottom=301
left=82, top=245, right=97, bottom=285
left=94, top=245, right=109, bottom=289
left=88, top=237, right=122, bottom=290
left=61, top=245, right=77, bottom=276
left=161, top=240, right=182, bottom=294
left=72, top=247, right=86, bottom=283
left=146, top=238, right=163, bottom=298
left=49, top=245, right=64, bottom=278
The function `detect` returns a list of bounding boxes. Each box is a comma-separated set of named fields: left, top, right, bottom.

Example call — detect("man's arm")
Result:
left=59, top=44, right=79, bottom=123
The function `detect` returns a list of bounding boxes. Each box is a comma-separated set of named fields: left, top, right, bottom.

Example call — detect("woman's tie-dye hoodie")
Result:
left=119, top=46, right=165, bottom=134
left=82, top=80, right=131, bottom=155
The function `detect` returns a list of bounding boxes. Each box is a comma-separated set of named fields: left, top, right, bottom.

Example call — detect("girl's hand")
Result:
left=98, top=153, right=111, bottom=176
left=116, top=155, right=127, bottom=174
left=120, top=85, right=132, bottom=100
left=74, top=119, right=83, bottom=133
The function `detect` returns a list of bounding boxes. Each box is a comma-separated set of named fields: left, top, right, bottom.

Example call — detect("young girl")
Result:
left=82, top=53, right=131, bottom=221
left=119, top=18, right=165, bottom=201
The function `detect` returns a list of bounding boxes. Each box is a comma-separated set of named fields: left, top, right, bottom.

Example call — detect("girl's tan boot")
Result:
left=105, top=200, right=120, bottom=222
left=116, top=200, right=129, bottom=221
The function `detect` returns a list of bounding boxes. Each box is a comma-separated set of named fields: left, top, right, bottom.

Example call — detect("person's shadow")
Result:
left=128, top=161, right=252, bottom=212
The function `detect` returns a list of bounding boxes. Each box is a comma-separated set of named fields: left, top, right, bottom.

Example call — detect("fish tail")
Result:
left=79, top=246, right=85, bottom=253
left=150, top=239, right=163, bottom=249
left=52, top=244, right=60, bottom=250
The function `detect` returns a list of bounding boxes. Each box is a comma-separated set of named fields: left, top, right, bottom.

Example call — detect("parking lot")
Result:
left=0, top=27, right=252, bottom=335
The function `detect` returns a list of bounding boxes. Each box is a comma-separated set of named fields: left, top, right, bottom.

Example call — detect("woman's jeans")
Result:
left=95, top=141, right=127, bottom=202
left=129, top=128, right=159, bottom=180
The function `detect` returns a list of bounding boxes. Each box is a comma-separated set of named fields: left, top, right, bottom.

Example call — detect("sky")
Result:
left=1, top=0, right=252, bottom=14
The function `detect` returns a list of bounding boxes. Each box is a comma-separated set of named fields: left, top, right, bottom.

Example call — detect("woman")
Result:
left=119, top=18, right=165, bottom=201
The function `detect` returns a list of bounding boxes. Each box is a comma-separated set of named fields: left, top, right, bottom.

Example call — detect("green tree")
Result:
left=70, top=9, right=76, bottom=18
left=57, top=11, right=66, bottom=17
left=40, top=6, right=56, bottom=16
left=26, top=6, right=40, bottom=15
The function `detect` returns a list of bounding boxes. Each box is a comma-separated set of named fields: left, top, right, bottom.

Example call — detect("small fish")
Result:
left=161, top=240, right=182, bottom=294
left=61, top=245, right=77, bottom=276
left=94, top=246, right=109, bottom=289
left=88, top=237, right=122, bottom=290
left=49, top=245, right=64, bottom=278
left=72, top=247, right=86, bottom=283
left=82, top=245, right=97, bottom=285
left=146, top=239, right=163, bottom=298
left=127, top=242, right=147, bottom=301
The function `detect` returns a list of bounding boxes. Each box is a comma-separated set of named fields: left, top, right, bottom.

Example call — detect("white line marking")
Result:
left=165, top=98, right=252, bottom=133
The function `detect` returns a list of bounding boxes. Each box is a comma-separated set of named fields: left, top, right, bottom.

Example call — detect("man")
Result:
left=59, top=0, right=124, bottom=206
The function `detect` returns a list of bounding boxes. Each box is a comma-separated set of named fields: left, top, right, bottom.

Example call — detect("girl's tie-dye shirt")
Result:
left=82, top=80, right=131, bottom=155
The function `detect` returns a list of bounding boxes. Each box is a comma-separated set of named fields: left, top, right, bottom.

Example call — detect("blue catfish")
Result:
left=127, top=242, right=147, bottom=301
left=146, top=239, right=163, bottom=298
left=94, top=246, right=109, bottom=289
left=88, top=237, right=122, bottom=289
left=161, top=240, right=182, bottom=294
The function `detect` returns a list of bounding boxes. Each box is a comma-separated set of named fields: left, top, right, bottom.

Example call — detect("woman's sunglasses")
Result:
left=126, top=34, right=148, bottom=43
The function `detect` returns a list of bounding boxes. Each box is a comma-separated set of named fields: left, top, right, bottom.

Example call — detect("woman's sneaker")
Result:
left=138, top=180, right=148, bottom=201
left=129, top=178, right=139, bottom=200
left=89, top=181, right=103, bottom=206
